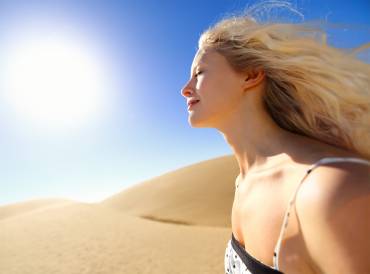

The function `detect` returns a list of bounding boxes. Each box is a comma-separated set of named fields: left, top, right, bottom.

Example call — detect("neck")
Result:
left=213, top=90, right=320, bottom=180
left=220, top=120, right=298, bottom=179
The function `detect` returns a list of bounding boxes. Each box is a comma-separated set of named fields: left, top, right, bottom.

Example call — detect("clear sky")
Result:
left=0, top=0, right=369, bottom=205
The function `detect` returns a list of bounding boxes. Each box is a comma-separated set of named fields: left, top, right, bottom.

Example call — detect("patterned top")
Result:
left=224, top=157, right=370, bottom=274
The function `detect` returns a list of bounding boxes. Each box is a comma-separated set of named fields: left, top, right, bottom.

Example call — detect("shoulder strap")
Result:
left=306, top=157, right=370, bottom=174
left=272, top=157, right=370, bottom=270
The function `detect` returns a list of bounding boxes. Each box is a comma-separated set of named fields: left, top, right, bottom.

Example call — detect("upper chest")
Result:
left=231, top=168, right=319, bottom=274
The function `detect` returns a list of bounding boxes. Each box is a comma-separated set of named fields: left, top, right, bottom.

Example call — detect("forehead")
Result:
left=190, top=49, right=215, bottom=74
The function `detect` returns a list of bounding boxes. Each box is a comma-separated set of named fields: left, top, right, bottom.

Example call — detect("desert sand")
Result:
left=0, top=154, right=239, bottom=274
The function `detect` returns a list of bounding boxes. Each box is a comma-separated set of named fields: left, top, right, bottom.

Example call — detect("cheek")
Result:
left=204, top=77, right=240, bottom=102
left=197, top=74, right=241, bottom=109
left=197, top=76, right=226, bottom=96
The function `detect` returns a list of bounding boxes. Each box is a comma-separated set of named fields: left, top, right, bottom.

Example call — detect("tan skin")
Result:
left=181, top=48, right=370, bottom=274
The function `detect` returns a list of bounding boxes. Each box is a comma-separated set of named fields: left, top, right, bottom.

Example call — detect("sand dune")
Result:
left=0, top=154, right=239, bottom=274
left=0, top=198, right=76, bottom=221
left=102, top=154, right=239, bottom=227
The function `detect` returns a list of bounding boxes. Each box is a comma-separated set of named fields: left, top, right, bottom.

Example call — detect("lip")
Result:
left=187, top=99, right=200, bottom=107
left=187, top=100, right=199, bottom=110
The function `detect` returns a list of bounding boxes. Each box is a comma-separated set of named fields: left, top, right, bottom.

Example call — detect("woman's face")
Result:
left=181, top=49, right=246, bottom=128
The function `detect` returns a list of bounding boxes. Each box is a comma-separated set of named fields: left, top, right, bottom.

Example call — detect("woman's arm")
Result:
left=296, top=162, right=370, bottom=274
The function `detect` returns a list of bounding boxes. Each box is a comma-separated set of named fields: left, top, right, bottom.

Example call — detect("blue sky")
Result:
left=0, top=0, right=369, bottom=205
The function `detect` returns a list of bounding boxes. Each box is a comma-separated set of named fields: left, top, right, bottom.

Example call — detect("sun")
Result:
left=1, top=36, right=108, bottom=134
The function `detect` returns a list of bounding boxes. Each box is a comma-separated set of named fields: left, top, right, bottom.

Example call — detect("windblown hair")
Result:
left=198, top=7, right=370, bottom=160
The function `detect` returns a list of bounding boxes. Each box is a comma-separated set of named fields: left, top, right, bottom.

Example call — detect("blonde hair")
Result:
left=197, top=5, right=370, bottom=160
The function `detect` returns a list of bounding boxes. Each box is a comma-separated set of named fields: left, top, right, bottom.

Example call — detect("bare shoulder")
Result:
left=295, top=159, right=370, bottom=274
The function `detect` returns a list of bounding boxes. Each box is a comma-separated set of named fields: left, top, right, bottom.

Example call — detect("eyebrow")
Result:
left=190, top=51, right=206, bottom=77
left=190, top=64, right=198, bottom=78
left=190, top=61, right=206, bottom=78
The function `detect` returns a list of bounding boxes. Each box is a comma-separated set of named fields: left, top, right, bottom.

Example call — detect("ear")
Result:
left=242, top=69, right=265, bottom=91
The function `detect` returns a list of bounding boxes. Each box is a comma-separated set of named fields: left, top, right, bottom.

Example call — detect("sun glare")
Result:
left=1, top=35, right=109, bottom=134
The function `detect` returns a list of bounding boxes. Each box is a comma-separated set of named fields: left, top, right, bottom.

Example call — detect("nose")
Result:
left=181, top=80, right=194, bottom=98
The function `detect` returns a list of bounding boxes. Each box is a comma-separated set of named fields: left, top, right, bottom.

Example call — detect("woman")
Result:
left=180, top=8, right=370, bottom=274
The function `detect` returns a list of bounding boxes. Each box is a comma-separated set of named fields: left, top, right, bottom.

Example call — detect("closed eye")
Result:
left=195, top=71, right=203, bottom=77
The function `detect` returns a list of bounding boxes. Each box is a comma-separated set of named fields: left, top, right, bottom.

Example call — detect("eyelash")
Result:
left=195, top=71, right=203, bottom=77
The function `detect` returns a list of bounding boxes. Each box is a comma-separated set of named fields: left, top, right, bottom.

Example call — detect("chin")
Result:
left=190, top=124, right=204, bottom=128
left=188, top=116, right=210, bottom=128
left=189, top=121, right=202, bottom=128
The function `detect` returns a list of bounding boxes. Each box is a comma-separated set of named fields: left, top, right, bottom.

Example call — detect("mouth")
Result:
left=188, top=100, right=200, bottom=109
